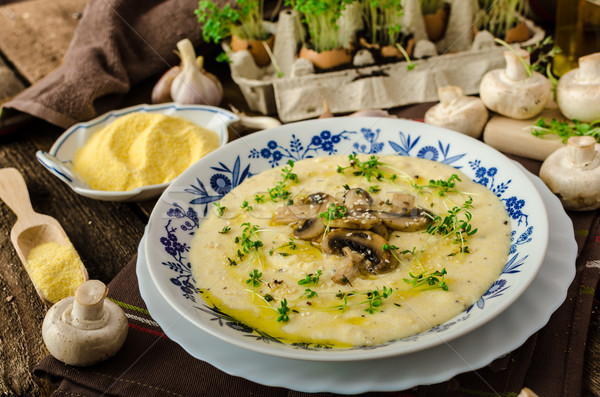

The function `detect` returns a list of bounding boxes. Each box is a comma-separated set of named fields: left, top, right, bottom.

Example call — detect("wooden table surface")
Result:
left=0, top=1, right=599, bottom=396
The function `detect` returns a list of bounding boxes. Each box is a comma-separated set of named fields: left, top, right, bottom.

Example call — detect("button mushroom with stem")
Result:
left=479, top=49, right=551, bottom=120
left=539, top=135, right=600, bottom=211
left=424, top=85, right=489, bottom=138
left=42, top=279, right=128, bottom=366
left=556, top=52, right=600, bottom=123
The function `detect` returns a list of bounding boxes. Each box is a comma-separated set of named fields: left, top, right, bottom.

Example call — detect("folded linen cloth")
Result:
left=33, top=107, right=600, bottom=396
left=1, top=0, right=226, bottom=129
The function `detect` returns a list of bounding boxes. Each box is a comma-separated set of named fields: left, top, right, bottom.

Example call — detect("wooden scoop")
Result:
left=0, top=167, right=88, bottom=304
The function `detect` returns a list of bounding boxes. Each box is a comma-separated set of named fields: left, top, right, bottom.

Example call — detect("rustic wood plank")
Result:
left=0, top=120, right=147, bottom=396
left=0, top=0, right=88, bottom=83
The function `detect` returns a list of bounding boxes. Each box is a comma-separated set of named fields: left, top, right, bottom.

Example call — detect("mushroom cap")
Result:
left=42, top=296, right=128, bottom=366
left=321, top=229, right=397, bottom=274
left=272, top=193, right=335, bottom=224
left=425, top=88, right=489, bottom=138
left=377, top=208, right=432, bottom=232
left=479, top=69, right=551, bottom=119
left=293, top=218, right=326, bottom=240
left=343, top=188, right=373, bottom=211
left=328, top=209, right=382, bottom=230
left=556, top=67, right=600, bottom=123
left=539, top=137, right=600, bottom=211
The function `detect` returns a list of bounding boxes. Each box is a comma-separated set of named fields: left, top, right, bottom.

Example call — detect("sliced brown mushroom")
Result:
left=370, top=223, right=390, bottom=240
left=331, top=247, right=363, bottom=285
left=322, top=229, right=398, bottom=274
left=389, top=193, right=415, bottom=213
left=378, top=208, right=432, bottom=232
left=293, top=218, right=326, bottom=240
left=343, top=188, right=373, bottom=211
left=272, top=192, right=335, bottom=225
left=376, top=194, right=432, bottom=232
left=327, top=209, right=382, bottom=230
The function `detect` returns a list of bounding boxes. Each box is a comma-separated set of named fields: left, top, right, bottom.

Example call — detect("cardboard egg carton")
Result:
left=227, top=0, right=544, bottom=122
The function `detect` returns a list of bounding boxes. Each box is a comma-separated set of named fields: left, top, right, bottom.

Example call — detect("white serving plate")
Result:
left=137, top=165, right=575, bottom=393
left=144, top=117, right=550, bottom=361
left=36, top=103, right=238, bottom=202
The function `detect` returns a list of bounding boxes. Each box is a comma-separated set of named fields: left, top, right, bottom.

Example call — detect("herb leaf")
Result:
left=530, top=118, right=600, bottom=144
left=403, top=268, right=448, bottom=291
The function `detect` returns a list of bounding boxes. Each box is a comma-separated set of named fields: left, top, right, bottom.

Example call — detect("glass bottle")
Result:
left=553, top=0, right=600, bottom=76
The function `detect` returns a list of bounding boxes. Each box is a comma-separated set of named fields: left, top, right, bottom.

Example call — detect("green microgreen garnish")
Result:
left=213, top=201, right=226, bottom=217
left=530, top=118, right=600, bottom=143
left=227, top=257, right=237, bottom=266
left=268, top=160, right=299, bottom=203
left=337, top=154, right=386, bottom=182
left=246, top=269, right=263, bottom=288
left=412, top=174, right=462, bottom=196
left=268, top=238, right=297, bottom=256
left=403, top=268, right=448, bottom=291
left=241, top=200, right=253, bottom=212
left=298, top=270, right=322, bottom=286
left=219, top=225, right=231, bottom=234
left=318, top=203, right=347, bottom=233
left=426, top=197, right=477, bottom=254
left=234, top=223, right=264, bottom=264
left=277, top=299, right=290, bottom=322
left=302, top=288, right=318, bottom=299
left=254, top=194, right=266, bottom=203
left=362, top=286, right=393, bottom=314
left=263, top=293, right=275, bottom=302
left=281, top=159, right=298, bottom=183
left=368, top=185, right=381, bottom=193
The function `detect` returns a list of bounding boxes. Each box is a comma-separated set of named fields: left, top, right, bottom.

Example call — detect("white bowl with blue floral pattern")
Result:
left=36, top=103, right=237, bottom=202
left=144, top=117, right=550, bottom=361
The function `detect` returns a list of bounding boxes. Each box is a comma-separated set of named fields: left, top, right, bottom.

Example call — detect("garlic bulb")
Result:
left=151, top=66, right=179, bottom=104
left=170, top=38, right=223, bottom=106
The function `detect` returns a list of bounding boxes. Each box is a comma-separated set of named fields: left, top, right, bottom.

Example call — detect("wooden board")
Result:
left=483, top=106, right=567, bottom=161
left=0, top=0, right=88, bottom=84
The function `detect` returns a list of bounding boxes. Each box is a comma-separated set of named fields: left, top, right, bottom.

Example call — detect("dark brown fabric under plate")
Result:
left=33, top=106, right=600, bottom=396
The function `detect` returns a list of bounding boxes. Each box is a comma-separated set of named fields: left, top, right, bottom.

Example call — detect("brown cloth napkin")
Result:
left=33, top=105, right=600, bottom=396
left=1, top=0, right=222, bottom=129
left=33, top=193, right=600, bottom=397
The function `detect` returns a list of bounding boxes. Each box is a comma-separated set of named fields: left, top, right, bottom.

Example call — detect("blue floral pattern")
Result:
left=152, top=123, right=541, bottom=351
left=388, top=131, right=466, bottom=166
left=185, top=157, right=252, bottom=217
left=353, top=128, right=384, bottom=154
left=249, top=130, right=354, bottom=167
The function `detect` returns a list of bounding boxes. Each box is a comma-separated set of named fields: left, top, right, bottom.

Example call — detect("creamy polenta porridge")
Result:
left=189, top=154, right=511, bottom=347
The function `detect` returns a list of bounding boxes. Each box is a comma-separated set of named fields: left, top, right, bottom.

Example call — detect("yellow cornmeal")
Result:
left=73, top=112, right=220, bottom=191
left=25, top=241, right=85, bottom=304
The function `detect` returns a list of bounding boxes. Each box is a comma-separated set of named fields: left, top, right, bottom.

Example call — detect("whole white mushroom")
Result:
left=539, top=135, right=600, bottom=211
left=480, top=49, right=551, bottom=119
left=42, top=280, right=128, bottom=366
left=556, top=52, right=600, bottom=123
left=424, top=85, right=489, bottom=138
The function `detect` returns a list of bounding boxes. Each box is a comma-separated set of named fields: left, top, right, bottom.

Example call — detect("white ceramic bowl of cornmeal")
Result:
left=36, top=103, right=238, bottom=202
